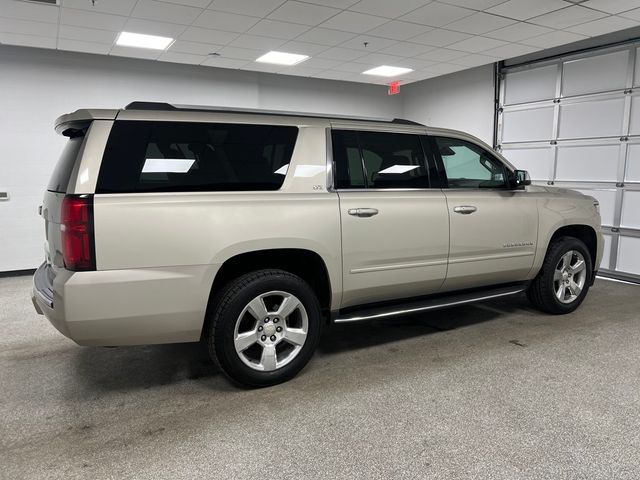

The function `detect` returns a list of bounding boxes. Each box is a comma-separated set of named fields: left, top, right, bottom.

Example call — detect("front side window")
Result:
left=97, top=121, right=298, bottom=193
left=332, top=130, right=429, bottom=189
left=434, top=137, right=508, bottom=189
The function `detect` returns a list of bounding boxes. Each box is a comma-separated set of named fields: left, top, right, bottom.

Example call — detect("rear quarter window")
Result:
left=96, top=121, right=298, bottom=193
left=47, top=135, right=86, bottom=193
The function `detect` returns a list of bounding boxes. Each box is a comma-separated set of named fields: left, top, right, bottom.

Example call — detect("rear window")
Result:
left=96, top=121, right=298, bottom=193
left=47, top=135, right=86, bottom=193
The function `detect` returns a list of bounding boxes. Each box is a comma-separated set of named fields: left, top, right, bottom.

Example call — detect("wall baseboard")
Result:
left=0, top=268, right=36, bottom=278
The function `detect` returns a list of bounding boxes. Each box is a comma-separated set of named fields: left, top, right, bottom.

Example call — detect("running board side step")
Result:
left=334, top=284, right=526, bottom=323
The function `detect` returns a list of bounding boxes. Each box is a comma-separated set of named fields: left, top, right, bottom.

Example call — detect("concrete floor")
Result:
left=1, top=276, right=639, bottom=480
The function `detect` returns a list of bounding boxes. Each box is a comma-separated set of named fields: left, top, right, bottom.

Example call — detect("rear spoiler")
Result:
left=54, top=109, right=119, bottom=136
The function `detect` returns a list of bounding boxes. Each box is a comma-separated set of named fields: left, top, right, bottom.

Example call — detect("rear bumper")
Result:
left=31, top=262, right=217, bottom=346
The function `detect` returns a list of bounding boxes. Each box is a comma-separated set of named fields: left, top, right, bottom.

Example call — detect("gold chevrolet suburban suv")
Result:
left=32, top=102, right=603, bottom=387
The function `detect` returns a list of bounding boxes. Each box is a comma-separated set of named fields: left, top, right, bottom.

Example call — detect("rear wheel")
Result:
left=527, top=236, right=592, bottom=314
left=206, top=269, right=321, bottom=387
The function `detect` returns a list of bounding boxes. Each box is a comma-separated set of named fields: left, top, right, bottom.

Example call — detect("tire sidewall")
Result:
left=545, top=238, right=592, bottom=313
left=211, top=272, right=322, bottom=387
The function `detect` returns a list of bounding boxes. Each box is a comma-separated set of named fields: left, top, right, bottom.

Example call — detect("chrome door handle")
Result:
left=453, top=205, right=477, bottom=215
left=348, top=208, right=379, bottom=218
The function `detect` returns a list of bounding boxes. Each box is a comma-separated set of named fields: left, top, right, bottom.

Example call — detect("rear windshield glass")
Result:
left=47, top=135, right=86, bottom=193
left=96, top=121, right=299, bottom=193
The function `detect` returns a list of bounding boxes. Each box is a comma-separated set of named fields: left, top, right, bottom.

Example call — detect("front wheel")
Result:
left=206, top=270, right=322, bottom=387
left=527, top=236, right=593, bottom=314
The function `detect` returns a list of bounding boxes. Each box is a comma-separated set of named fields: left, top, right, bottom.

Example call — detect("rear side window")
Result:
left=332, top=130, right=429, bottom=189
left=96, top=121, right=298, bottom=193
left=48, top=135, right=86, bottom=193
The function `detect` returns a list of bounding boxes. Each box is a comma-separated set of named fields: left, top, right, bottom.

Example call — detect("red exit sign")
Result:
left=388, top=81, right=401, bottom=95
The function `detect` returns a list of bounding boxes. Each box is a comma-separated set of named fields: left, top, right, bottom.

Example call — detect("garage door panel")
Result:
left=502, top=107, right=554, bottom=143
left=621, top=191, right=640, bottom=228
left=558, top=97, right=625, bottom=139
left=617, top=236, right=640, bottom=275
left=600, top=233, right=613, bottom=270
left=576, top=188, right=617, bottom=226
left=501, top=147, right=553, bottom=181
left=625, top=143, right=640, bottom=182
left=563, top=50, right=628, bottom=97
left=504, top=65, right=557, bottom=105
left=556, top=145, right=619, bottom=182
left=627, top=96, right=640, bottom=136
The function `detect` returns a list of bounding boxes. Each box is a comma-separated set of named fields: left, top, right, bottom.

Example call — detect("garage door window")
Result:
left=96, top=121, right=298, bottom=193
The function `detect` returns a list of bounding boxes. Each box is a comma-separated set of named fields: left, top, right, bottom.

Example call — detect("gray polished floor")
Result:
left=1, top=275, right=639, bottom=479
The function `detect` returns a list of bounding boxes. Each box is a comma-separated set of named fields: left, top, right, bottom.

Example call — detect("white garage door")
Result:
left=498, top=43, right=640, bottom=282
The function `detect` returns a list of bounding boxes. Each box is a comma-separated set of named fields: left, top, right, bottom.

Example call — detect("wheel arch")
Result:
left=548, top=224, right=598, bottom=267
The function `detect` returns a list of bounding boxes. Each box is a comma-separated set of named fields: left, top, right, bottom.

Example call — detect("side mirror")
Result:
left=510, top=169, right=531, bottom=189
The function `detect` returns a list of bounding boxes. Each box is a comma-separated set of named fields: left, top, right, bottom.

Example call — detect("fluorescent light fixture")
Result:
left=362, top=65, right=414, bottom=77
left=116, top=31, right=174, bottom=50
left=378, top=165, right=420, bottom=174
left=256, top=51, right=309, bottom=66
left=142, top=158, right=195, bottom=173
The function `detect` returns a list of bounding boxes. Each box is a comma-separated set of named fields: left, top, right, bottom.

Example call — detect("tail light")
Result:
left=61, top=195, right=95, bottom=271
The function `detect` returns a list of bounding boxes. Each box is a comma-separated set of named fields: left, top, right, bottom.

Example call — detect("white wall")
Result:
left=402, top=64, right=495, bottom=146
left=0, top=45, right=401, bottom=271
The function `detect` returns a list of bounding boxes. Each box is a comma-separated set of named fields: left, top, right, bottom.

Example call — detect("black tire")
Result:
left=205, top=269, right=322, bottom=387
left=527, top=236, right=593, bottom=314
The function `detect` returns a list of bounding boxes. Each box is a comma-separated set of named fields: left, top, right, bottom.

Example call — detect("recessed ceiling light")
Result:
left=116, top=31, right=174, bottom=50
left=255, top=51, right=309, bottom=66
left=362, top=65, right=414, bottom=77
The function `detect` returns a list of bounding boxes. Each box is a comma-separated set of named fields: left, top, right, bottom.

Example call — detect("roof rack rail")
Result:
left=123, top=102, right=425, bottom=126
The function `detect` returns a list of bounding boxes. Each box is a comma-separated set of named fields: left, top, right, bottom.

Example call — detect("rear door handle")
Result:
left=348, top=208, right=379, bottom=218
left=453, top=205, right=477, bottom=215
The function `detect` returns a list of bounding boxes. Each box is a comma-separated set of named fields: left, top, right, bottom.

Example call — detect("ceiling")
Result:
left=2, top=0, right=640, bottom=85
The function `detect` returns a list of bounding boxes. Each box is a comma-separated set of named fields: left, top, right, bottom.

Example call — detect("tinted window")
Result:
left=97, top=121, right=298, bottom=193
left=48, top=135, right=86, bottom=193
left=434, top=137, right=507, bottom=189
left=332, top=130, right=429, bottom=189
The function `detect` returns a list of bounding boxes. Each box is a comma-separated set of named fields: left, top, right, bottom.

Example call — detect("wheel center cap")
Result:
left=264, top=324, right=276, bottom=336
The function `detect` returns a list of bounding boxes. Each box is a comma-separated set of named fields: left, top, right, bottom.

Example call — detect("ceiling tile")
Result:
left=567, top=15, right=639, bottom=36
left=110, top=45, right=163, bottom=59
left=208, top=0, right=286, bottom=17
left=268, top=1, right=341, bottom=26
left=1, top=0, right=59, bottom=23
left=409, top=28, right=471, bottom=46
left=448, top=53, right=500, bottom=67
left=294, top=57, right=342, bottom=69
left=481, top=42, right=538, bottom=58
left=179, top=26, right=238, bottom=44
left=60, top=8, right=128, bottom=31
left=201, top=56, right=248, bottom=68
left=529, top=6, right=608, bottom=29
left=348, top=0, right=430, bottom=19
left=158, top=51, right=208, bottom=64
left=194, top=10, right=260, bottom=32
left=294, top=27, right=357, bottom=46
left=131, top=0, right=202, bottom=25
left=218, top=45, right=264, bottom=60
left=278, top=40, right=329, bottom=55
left=620, top=7, right=640, bottom=20
left=338, top=35, right=397, bottom=51
left=160, top=0, right=212, bottom=7
left=585, top=0, right=640, bottom=14
left=0, top=32, right=56, bottom=48
left=305, top=0, right=359, bottom=7
left=170, top=39, right=224, bottom=55
left=317, top=46, right=368, bottom=60
left=400, top=3, right=475, bottom=27
left=486, top=0, right=568, bottom=21
left=331, top=61, right=377, bottom=72
left=312, top=70, right=352, bottom=80
left=447, top=35, right=507, bottom=53
left=123, top=18, right=187, bottom=37
left=61, top=0, right=137, bottom=17
left=416, top=48, right=467, bottom=61
left=280, top=65, right=325, bottom=77
left=0, top=17, right=58, bottom=37
left=57, top=38, right=112, bottom=54
left=229, top=34, right=286, bottom=50
left=245, top=62, right=282, bottom=73
left=247, top=19, right=311, bottom=39
left=58, top=24, right=118, bottom=44
left=445, top=12, right=516, bottom=34
left=437, top=0, right=509, bottom=9
left=520, top=30, right=588, bottom=48
left=356, top=52, right=414, bottom=65
left=485, top=22, right=553, bottom=42
left=320, top=11, right=388, bottom=32
left=424, top=62, right=467, bottom=74
left=365, top=20, right=433, bottom=40
left=379, top=41, right=434, bottom=57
